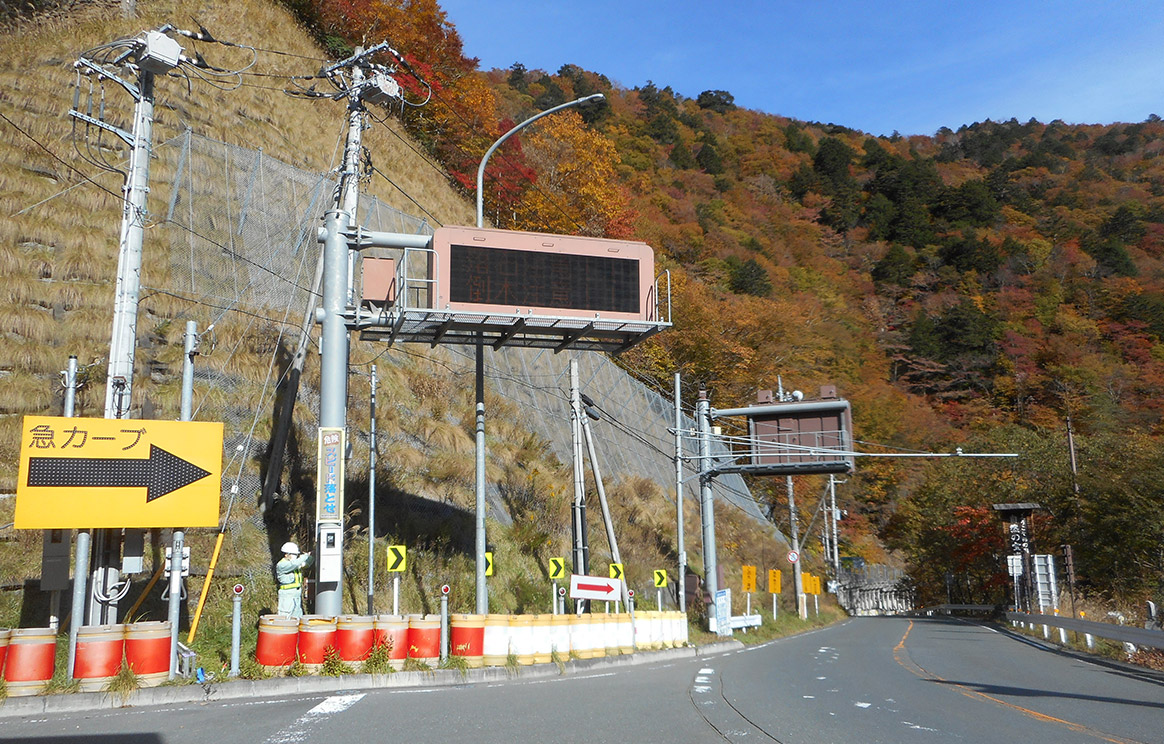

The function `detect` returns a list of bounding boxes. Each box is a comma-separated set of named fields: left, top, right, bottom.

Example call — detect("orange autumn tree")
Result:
left=511, top=111, right=635, bottom=238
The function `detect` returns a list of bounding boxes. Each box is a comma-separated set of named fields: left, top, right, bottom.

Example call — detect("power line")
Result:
left=0, top=109, right=128, bottom=207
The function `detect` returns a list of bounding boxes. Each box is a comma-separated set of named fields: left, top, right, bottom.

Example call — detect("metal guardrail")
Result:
left=1006, top=611, right=1164, bottom=650
left=915, top=604, right=1164, bottom=651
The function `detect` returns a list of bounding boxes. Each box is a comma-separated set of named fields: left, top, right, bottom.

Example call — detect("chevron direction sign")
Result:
left=569, top=573, right=622, bottom=601
left=16, top=416, right=223, bottom=529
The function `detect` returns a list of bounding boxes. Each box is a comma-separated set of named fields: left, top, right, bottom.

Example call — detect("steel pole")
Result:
left=168, top=321, right=196, bottom=678
left=673, top=373, right=686, bottom=613
left=314, top=58, right=365, bottom=616
left=368, top=365, right=377, bottom=615
left=92, top=66, right=159, bottom=626
left=697, top=389, right=718, bottom=616
left=230, top=591, right=242, bottom=677
left=475, top=333, right=488, bottom=614
left=570, top=360, right=589, bottom=612
left=788, top=476, right=806, bottom=620
left=63, top=355, right=85, bottom=678
left=830, top=475, right=840, bottom=582
left=580, top=407, right=630, bottom=608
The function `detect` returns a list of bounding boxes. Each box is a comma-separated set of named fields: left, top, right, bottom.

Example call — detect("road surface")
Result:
left=2, top=616, right=1161, bottom=743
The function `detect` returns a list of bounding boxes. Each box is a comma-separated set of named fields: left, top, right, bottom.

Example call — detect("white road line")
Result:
left=699, top=668, right=715, bottom=674
left=855, top=701, right=872, bottom=708
left=265, top=693, right=365, bottom=744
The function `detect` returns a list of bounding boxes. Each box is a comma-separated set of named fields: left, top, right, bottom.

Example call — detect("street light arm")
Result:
left=476, top=92, right=605, bottom=228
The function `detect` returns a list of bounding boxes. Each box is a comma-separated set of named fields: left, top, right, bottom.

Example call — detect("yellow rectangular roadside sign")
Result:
left=16, top=416, right=223, bottom=529
left=769, top=569, right=782, bottom=594
left=742, top=565, right=757, bottom=593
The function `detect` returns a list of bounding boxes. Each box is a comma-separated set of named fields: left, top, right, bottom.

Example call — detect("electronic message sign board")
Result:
left=432, top=226, right=656, bottom=321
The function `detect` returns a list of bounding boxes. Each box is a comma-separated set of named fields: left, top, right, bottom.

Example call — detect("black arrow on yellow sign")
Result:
left=27, top=445, right=210, bottom=502
left=609, top=563, right=623, bottom=580
left=386, top=545, right=406, bottom=572
left=653, top=569, right=667, bottom=588
left=549, top=557, right=566, bottom=580
left=485, top=551, right=494, bottom=577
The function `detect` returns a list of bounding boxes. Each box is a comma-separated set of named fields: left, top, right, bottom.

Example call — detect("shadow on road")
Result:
left=933, top=679, right=1164, bottom=710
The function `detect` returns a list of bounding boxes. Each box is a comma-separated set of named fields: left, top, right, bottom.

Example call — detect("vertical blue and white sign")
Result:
left=715, top=588, right=732, bottom=636
left=316, top=427, right=345, bottom=523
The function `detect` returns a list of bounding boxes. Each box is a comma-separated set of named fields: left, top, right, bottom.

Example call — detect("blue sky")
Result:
left=439, top=1, right=1164, bottom=137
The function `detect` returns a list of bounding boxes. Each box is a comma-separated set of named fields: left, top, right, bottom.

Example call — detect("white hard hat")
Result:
left=281, top=541, right=300, bottom=555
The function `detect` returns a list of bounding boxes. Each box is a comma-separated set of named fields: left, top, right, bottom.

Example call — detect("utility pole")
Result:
left=829, top=475, right=841, bottom=583
left=787, top=475, right=806, bottom=620
left=673, top=373, right=686, bottom=613
left=368, top=365, right=377, bottom=615
left=570, top=360, right=590, bottom=612
left=72, top=28, right=185, bottom=626
left=313, top=53, right=368, bottom=618
left=578, top=381, right=631, bottom=609
left=288, top=41, right=414, bottom=616
left=697, top=387, right=718, bottom=622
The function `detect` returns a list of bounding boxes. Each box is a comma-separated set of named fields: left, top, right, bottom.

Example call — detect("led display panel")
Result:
left=433, top=226, right=656, bottom=321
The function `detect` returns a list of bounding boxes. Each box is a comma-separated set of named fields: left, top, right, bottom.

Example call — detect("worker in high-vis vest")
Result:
left=276, top=541, right=313, bottom=618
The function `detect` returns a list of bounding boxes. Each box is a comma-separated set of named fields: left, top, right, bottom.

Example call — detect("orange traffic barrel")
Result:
left=449, top=614, right=485, bottom=668
left=297, top=615, right=337, bottom=669
left=75, top=624, right=125, bottom=692
left=406, top=614, right=440, bottom=666
left=0, top=628, right=10, bottom=677
left=125, top=621, right=171, bottom=687
left=4, top=627, right=56, bottom=696
left=336, top=615, right=374, bottom=662
left=256, top=615, right=299, bottom=668
left=372, top=615, right=408, bottom=670
left=482, top=614, right=511, bottom=667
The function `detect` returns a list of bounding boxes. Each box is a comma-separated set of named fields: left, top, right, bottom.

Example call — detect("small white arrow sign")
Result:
left=569, top=573, right=622, bottom=601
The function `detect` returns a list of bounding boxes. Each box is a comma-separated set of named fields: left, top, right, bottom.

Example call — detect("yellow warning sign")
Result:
left=16, top=416, right=223, bottom=529
left=742, top=565, right=757, bottom=593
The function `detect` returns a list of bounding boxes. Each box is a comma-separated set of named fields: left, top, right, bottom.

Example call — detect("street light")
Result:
left=476, top=93, right=605, bottom=228
left=470, top=92, right=605, bottom=614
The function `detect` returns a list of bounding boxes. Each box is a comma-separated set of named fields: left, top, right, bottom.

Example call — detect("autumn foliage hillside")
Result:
left=254, top=1, right=1164, bottom=610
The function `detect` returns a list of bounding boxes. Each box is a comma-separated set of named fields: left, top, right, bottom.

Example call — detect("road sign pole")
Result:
left=393, top=575, right=400, bottom=616
left=62, top=354, right=83, bottom=677
left=551, top=580, right=558, bottom=614
left=657, top=588, right=662, bottom=611
left=66, top=529, right=89, bottom=679
left=169, top=320, right=196, bottom=679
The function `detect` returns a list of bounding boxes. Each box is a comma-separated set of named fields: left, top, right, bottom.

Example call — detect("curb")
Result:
left=0, top=640, right=743, bottom=719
